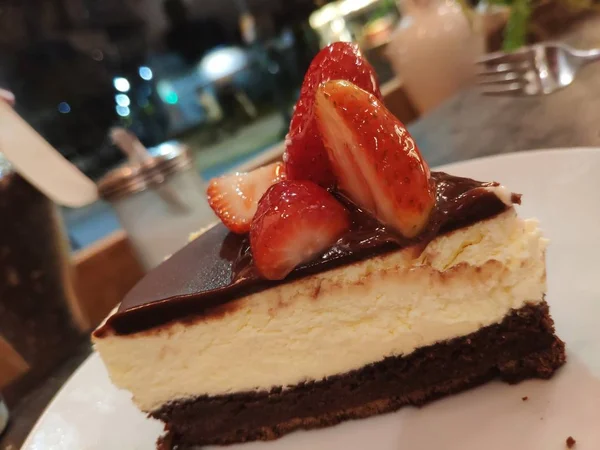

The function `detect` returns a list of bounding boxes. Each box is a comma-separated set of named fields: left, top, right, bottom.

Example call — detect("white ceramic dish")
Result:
left=22, top=148, right=600, bottom=450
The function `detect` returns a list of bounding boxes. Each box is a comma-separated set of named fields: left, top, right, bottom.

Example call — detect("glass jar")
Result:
left=98, top=142, right=216, bottom=270
left=0, top=154, right=85, bottom=404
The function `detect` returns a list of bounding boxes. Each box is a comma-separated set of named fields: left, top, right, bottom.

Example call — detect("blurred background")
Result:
left=2, top=0, right=599, bottom=445
left=0, top=0, right=407, bottom=250
left=0, top=0, right=585, bottom=250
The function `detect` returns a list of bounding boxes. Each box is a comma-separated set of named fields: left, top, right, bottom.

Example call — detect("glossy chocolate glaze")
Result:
left=95, top=172, right=520, bottom=336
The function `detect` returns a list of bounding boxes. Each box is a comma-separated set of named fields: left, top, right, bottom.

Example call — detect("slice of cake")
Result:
left=93, top=43, right=565, bottom=448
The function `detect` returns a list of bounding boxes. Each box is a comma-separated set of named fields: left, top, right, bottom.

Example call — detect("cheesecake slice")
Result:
left=93, top=43, right=565, bottom=448
left=93, top=172, right=564, bottom=447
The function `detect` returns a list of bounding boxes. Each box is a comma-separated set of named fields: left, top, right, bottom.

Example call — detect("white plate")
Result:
left=23, top=148, right=600, bottom=450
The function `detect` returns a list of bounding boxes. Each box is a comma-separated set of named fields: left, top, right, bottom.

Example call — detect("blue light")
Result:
left=58, top=102, right=71, bottom=114
left=113, top=77, right=130, bottom=93
left=157, top=80, right=178, bottom=104
left=139, top=66, right=153, bottom=80
left=165, top=92, right=179, bottom=104
left=116, top=105, right=130, bottom=117
left=115, top=94, right=130, bottom=107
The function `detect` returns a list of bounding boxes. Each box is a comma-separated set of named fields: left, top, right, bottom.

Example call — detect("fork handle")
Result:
left=574, top=48, right=600, bottom=65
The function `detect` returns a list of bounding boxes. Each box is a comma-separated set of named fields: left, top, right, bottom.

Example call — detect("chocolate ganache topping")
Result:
left=95, top=172, right=520, bottom=336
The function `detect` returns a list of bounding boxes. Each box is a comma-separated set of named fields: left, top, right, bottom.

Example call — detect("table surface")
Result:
left=3, top=15, right=600, bottom=450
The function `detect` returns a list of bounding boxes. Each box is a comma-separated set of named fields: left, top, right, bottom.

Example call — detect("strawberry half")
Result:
left=315, top=80, right=435, bottom=238
left=250, top=180, right=350, bottom=280
left=206, top=162, right=286, bottom=234
left=284, top=42, right=381, bottom=187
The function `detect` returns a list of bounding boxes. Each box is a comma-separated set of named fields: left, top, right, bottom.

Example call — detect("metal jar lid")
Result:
left=97, top=141, right=193, bottom=201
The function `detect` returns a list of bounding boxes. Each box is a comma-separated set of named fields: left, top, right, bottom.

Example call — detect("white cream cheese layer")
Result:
left=94, top=208, right=547, bottom=411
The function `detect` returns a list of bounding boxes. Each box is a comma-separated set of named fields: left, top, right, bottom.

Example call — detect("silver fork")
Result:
left=476, top=42, right=600, bottom=96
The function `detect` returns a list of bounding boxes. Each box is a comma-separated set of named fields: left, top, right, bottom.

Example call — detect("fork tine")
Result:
left=480, top=84, right=525, bottom=96
left=476, top=72, right=523, bottom=86
left=476, top=62, right=532, bottom=76
left=477, top=48, right=534, bottom=66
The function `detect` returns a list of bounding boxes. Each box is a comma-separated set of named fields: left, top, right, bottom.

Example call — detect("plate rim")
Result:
left=433, top=146, right=600, bottom=172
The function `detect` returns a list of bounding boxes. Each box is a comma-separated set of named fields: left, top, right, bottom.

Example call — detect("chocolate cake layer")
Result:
left=97, top=172, right=519, bottom=336
left=154, top=301, right=565, bottom=448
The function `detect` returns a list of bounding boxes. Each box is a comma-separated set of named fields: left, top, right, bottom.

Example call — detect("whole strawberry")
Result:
left=284, top=42, right=381, bottom=187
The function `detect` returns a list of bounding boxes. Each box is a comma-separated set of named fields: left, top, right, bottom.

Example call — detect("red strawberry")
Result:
left=284, top=42, right=381, bottom=187
left=315, top=80, right=435, bottom=238
left=250, top=180, right=350, bottom=280
left=207, top=162, right=286, bottom=234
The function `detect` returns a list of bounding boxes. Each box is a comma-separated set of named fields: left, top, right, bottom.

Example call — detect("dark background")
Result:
left=0, top=0, right=325, bottom=178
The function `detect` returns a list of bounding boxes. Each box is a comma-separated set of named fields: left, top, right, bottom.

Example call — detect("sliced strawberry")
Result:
left=284, top=42, right=381, bottom=187
left=315, top=80, right=435, bottom=238
left=250, top=180, right=350, bottom=280
left=206, top=162, right=286, bottom=234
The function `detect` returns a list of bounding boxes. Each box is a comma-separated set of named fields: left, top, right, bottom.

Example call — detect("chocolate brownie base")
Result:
left=154, top=301, right=565, bottom=448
